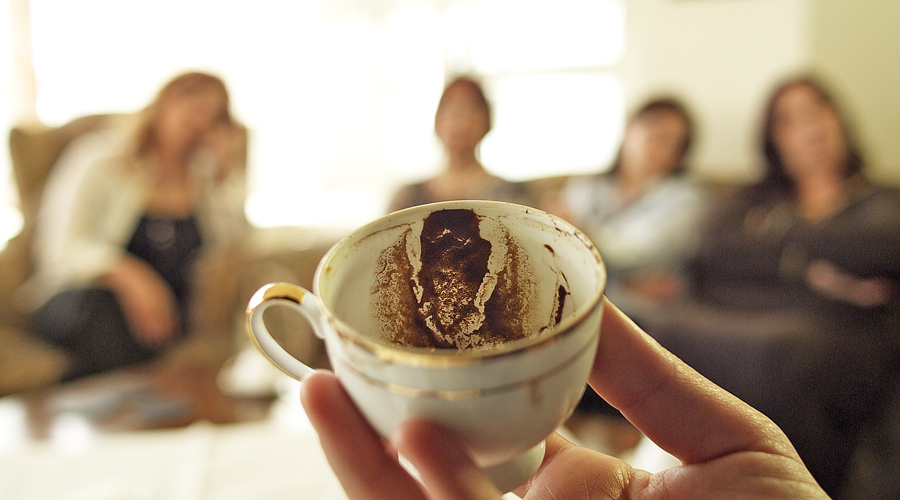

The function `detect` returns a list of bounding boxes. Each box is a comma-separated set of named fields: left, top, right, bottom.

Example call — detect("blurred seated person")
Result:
left=23, top=71, right=249, bottom=381
left=387, top=76, right=536, bottom=212
left=646, top=75, right=900, bottom=497
left=553, top=98, right=708, bottom=321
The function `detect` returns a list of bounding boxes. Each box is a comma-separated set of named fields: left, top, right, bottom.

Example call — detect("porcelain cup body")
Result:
left=246, top=201, right=606, bottom=489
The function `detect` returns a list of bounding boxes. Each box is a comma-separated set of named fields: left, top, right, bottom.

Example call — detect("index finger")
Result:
left=588, top=299, right=798, bottom=464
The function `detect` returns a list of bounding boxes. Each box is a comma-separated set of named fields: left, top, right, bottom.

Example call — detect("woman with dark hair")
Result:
left=694, top=76, right=897, bottom=311
left=557, top=97, right=708, bottom=317
left=649, top=76, right=900, bottom=497
left=27, top=71, right=249, bottom=380
left=387, top=76, right=535, bottom=212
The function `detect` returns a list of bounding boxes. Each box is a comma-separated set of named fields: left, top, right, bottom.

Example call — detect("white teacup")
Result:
left=246, top=201, right=606, bottom=492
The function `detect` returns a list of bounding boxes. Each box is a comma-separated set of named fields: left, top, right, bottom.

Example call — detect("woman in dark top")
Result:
left=648, top=76, right=900, bottom=497
left=30, top=72, right=248, bottom=380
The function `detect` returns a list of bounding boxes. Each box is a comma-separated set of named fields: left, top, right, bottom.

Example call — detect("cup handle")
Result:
left=246, top=282, right=326, bottom=380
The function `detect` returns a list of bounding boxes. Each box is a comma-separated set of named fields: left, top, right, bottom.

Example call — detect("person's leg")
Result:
left=33, top=287, right=158, bottom=380
left=787, top=330, right=899, bottom=497
left=643, top=304, right=847, bottom=495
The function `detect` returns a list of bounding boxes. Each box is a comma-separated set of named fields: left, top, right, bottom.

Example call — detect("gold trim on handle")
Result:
left=245, top=282, right=310, bottom=380
left=246, top=282, right=307, bottom=311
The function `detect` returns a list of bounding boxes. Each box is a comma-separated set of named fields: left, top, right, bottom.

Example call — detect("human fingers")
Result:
left=202, top=122, right=244, bottom=180
left=588, top=299, right=798, bottom=465
left=517, top=431, right=643, bottom=500
left=299, top=371, right=427, bottom=500
left=521, top=426, right=825, bottom=500
left=394, top=421, right=644, bottom=500
left=391, top=419, right=503, bottom=500
left=517, top=302, right=824, bottom=499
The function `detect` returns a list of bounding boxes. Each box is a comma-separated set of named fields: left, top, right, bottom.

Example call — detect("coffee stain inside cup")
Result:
left=371, top=208, right=568, bottom=350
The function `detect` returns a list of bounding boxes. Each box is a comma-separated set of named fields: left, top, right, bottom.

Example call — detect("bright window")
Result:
left=0, top=0, right=24, bottom=248
left=12, top=0, right=625, bottom=232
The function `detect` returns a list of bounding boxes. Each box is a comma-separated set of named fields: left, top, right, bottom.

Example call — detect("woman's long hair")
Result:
left=130, top=71, right=232, bottom=159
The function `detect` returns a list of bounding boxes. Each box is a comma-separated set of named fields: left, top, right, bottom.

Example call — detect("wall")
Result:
left=623, top=0, right=810, bottom=183
left=811, top=0, right=900, bottom=186
left=623, top=0, right=900, bottom=186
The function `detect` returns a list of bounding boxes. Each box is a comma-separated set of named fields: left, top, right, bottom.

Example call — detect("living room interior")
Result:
left=0, top=1, right=898, bottom=498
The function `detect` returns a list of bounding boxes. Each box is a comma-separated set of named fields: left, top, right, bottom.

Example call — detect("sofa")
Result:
left=0, top=115, right=334, bottom=396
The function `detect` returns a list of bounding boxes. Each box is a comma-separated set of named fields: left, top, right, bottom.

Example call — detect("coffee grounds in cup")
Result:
left=372, top=208, right=542, bottom=350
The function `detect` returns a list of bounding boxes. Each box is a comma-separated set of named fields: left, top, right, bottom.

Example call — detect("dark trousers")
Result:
left=644, top=303, right=899, bottom=498
left=33, top=287, right=160, bottom=380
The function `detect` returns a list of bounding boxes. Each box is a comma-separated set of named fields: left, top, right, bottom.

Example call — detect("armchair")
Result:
left=1, top=115, right=332, bottom=395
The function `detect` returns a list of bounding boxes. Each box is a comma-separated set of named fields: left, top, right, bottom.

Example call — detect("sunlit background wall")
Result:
left=0, top=0, right=22, bottom=248
left=2, top=0, right=626, bottom=241
left=4, top=0, right=900, bottom=250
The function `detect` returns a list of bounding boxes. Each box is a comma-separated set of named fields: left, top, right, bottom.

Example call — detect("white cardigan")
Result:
left=21, top=128, right=249, bottom=309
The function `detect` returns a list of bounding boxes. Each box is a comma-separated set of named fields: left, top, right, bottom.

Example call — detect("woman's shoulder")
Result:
left=850, top=181, right=900, bottom=218
left=79, top=152, right=144, bottom=186
left=859, top=180, right=900, bottom=199
left=485, top=176, right=538, bottom=205
left=387, top=180, right=431, bottom=212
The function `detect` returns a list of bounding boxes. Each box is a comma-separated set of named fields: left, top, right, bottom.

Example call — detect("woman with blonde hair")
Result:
left=28, top=71, right=249, bottom=380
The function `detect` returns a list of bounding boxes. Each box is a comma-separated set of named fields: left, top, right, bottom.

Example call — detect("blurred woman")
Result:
left=28, top=71, right=249, bottom=380
left=651, top=76, right=900, bottom=497
left=694, top=77, right=899, bottom=311
left=387, top=76, right=535, bottom=211
left=557, top=98, right=708, bottom=319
